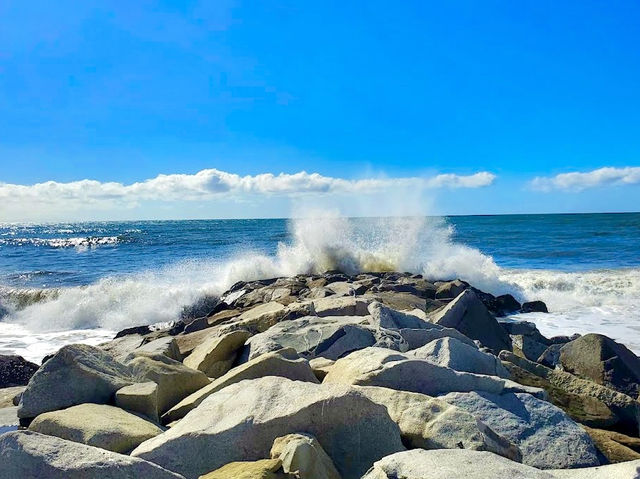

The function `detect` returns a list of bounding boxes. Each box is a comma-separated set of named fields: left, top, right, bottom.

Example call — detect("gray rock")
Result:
left=409, top=337, right=510, bottom=378
left=429, top=290, right=512, bottom=354
left=324, top=347, right=532, bottom=397
left=361, top=449, right=555, bottom=479
left=538, top=343, right=564, bottom=368
left=0, top=430, right=184, bottom=478
left=367, top=301, right=428, bottom=329
left=354, top=385, right=521, bottom=461
left=0, top=354, right=39, bottom=387
left=559, top=333, right=640, bottom=398
left=398, top=326, right=477, bottom=350
left=133, top=377, right=405, bottom=479
left=18, top=344, right=137, bottom=419
left=441, top=391, right=601, bottom=469
left=242, top=315, right=404, bottom=362
left=28, top=403, right=164, bottom=454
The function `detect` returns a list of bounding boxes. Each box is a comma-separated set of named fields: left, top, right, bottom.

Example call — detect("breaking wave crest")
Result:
left=2, top=215, right=639, bottom=344
left=0, top=236, right=122, bottom=249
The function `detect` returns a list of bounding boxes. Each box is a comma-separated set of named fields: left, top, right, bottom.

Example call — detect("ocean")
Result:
left=1, top=213, right=639, bottom=363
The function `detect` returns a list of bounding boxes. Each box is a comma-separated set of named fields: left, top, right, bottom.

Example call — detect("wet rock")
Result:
left=0, top=354, right=39, bottom=387
left=521, top=300, right=548, bottom=313
left=435, top=280, right=468, bottom=299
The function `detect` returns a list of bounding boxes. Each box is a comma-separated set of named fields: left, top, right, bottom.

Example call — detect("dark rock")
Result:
left=114, top=325, right=152, bottom=339
left=521, top=301, right=548, bottom=313
left=0, top=355, right=39, bottom=387
left=559, top=333, right=640, bottom=398
left=180, top=295, right=220, bottom=320
left=537, top=343, right=564, bottom=368
left=435, top=280, right=468, bottom=299
left=583, top=426, right=640, bottom=463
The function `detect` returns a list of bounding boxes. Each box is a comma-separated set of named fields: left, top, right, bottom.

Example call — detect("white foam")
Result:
left=0, top=236, right=121, bottom=249
left=1, top=215, right=639, bottom=357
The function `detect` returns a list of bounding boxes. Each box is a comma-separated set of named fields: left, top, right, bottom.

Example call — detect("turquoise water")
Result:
left=1, top=213, right=639, bottom=361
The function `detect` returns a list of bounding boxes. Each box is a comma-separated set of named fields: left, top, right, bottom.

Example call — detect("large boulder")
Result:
left=500, top=351, right=640, bottom=434
left=0, top=430, right=184, bottom=478
left=163, top=350, right=319, bottom=423
left=311, top=296, right=371, bottom=316
left=183, top=330, right=251, bottom=377
left=0, top=354, right=39, bottom=387
left=361, top=449, right=555, bottom=479
left=28, top=403, right=164, bottom=454
left=129, top=337, right=183, bottom=362
left=367, top=301, right=428, bottom=329
left=435, top=280, right=468, bottom=299
left=18, top=344, right=136, bottom=419
left=242, top=315, right=408, bottom=362
left=441, top=391, right=601, bottom=469
left=429, top=290, right=512, bottom=354
left=409, top=337, right=510, bottom=378
left=133, top=377, right=405, bottom=479
left=558, top=333, right=640, bottom=398
left=551, top=460, right=640, bottom=479
left=126, top=354, right=210, bottom=414
left=323, top=348, right=538, bottom=398
left=115, top=382, right=160, bottom=423
left=354, top=385, right=521, bottom=461
left=270, top=433, right=341, bottom=479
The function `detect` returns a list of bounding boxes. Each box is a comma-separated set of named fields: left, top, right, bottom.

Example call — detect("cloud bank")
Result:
left=531, top=167, right=640, bottom=192
left=0, top=168, right=496, bottom=205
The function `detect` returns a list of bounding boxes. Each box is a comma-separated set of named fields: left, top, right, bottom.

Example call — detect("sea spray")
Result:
left=2, top=215, right=508, bottom=332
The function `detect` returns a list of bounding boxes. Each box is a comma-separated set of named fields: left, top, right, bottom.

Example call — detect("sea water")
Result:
left=1, top=213, right=639, bottom=363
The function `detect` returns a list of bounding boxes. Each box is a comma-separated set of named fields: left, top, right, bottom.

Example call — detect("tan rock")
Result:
left=162, top=350, right=318, bottom=423
left=116, top=381, right=160, bottom=423
left=183, top=330, right=251, bottom=378
left=199, top=459, right=290, bottom=479
left=309, top=357, right=335, bottom=381
left=28, top=403, right=164, bottom=454
left=127, top=354, right=210, bottom=414
left=270, top=433, right=341, bottom=479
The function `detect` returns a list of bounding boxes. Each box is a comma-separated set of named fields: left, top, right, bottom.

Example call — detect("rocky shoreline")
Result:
left=1, top=271, right=640, bottom=478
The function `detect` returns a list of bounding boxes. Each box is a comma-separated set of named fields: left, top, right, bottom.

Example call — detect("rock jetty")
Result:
left=2, top=271, right=640, bottom=478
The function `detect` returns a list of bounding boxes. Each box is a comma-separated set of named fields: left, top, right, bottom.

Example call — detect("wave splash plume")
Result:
left=1, top=214, right=639, bottom=359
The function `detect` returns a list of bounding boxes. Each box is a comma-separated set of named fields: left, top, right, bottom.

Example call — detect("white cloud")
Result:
left=0, top=168, right=496, bottom=206
left=531, top=167, right=640, bottom=192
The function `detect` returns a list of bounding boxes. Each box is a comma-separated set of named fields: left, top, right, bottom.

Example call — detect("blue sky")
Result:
left=0, top=0, right=639, bottom=221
